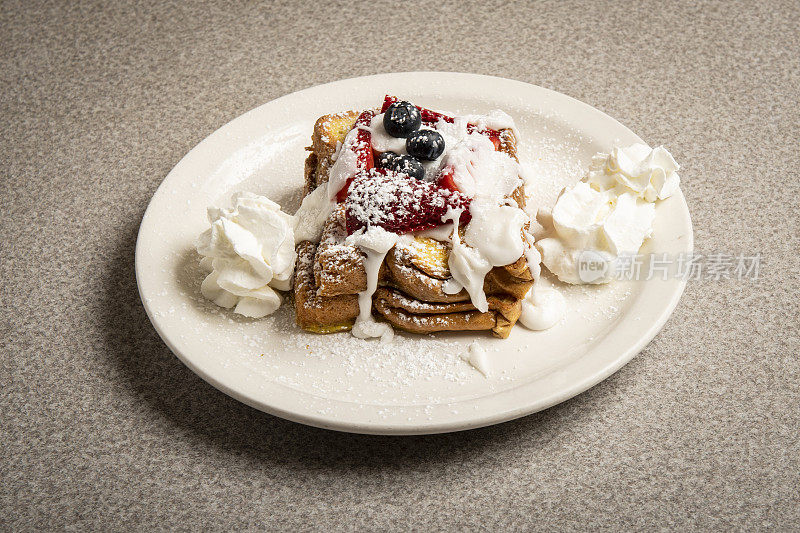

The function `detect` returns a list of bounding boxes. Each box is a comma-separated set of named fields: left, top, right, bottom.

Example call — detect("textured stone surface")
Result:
left=1, top=0, right=799, bottom=530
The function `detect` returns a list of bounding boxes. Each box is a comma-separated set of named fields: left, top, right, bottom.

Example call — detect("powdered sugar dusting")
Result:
left=155, top=242, right=639, bottom=408
left=345, top=170, right=470, bottom=234
left=268, top=306, right=474, bottom=387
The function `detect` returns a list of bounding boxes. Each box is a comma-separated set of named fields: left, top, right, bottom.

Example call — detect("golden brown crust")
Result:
left=485, top=256, right=534, bottom=300
left=398, top=237, right=450, bottom=279
left=303, top=151, right=318, bottom=197
left=309, top=111, right=360, bottom=190
left=314, top=204, right=369, bottom=297
left=374, top=290, right=497, bottom=334
left=385, top=246, right=469, bottom=303
left=499, top=128, right=518, bottom=162
left=386, top=245, right=534, bottom=304
left=372, top=288, right=523, bottom=339
left=293, top=241, right=359, bottom=330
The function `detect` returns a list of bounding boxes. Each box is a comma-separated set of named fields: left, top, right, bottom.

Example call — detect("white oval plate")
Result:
left=136, top=72, right=692, bottom=435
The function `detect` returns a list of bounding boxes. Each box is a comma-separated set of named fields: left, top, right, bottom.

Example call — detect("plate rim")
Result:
left=135, top=71, right=693, bottom=435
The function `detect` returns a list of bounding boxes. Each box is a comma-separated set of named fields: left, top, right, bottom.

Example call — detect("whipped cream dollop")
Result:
left=196, top=192, right=296, bottom=318
left=536, top=143, right=681, bottom=284
left=587, top=143, right=680, bottom=202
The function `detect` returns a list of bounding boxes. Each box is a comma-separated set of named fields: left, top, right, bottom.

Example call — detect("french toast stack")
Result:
left=294, top=105, right=534, bottom=338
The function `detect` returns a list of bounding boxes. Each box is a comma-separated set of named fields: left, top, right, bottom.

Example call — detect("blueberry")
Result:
left=393, top=155, right=425, bottom=180
left=377, top=151, right=400, bottom=169
left=383, top=101, right=422, bottom=138
left=406, top=129, right=445, bottom=161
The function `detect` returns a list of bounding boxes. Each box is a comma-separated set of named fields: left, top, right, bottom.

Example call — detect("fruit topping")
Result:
left=419, top=107, right=455, bottom=126
left=377, top=151, right=425, bottom=179
left=383, top=101, right=422, bottom=138
left=469, top=126, right=502, bottom=150
left=381, top=96, right=455, bottom=126
left=377, top=151, right=400, bottom=169
left=381, top=95, right=398, bottom=113
left=334, top=110, right=375, bottom=202
left=345, top=170, right=471, bottom=235
left=381, top=95, right=505, bottom=147
left=436, top=166, right=459, bottom=192
left=352, top=111, right=375, bottom=172
left=406, top=129, right=445, bottom=161
left=393, top=155, right=425, bottom=180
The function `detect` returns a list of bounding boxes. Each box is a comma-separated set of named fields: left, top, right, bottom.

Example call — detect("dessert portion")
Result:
left=193, top=95, right=685, bottom=346
left=196, top=192, right=296, bottom=317
left=535, top=144, right=681, bottom=284
left=293, top=97, right=538, bottom=340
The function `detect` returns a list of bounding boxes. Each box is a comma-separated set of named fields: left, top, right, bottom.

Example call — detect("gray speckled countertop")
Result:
left=2, top=1, right=799, bottom=530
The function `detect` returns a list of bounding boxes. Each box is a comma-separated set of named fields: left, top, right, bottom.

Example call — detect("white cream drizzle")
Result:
left=462, top=341, right=491, bottom=377
left=326, top=128, right=362, bottom=201
left=345, top=227, right=398, bottom=342
left=353, top=108, right=536, bottom=316
left=448, top=215, right=493, bottom=311
left=293, top=184, right=333, bottom=243
left=518, top=285, right=566, bottom=330
left=434, top=120, right=533, bottom=313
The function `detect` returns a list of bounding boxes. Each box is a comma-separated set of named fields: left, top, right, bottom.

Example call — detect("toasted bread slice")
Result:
left=303, top=111, right=360, bottom=195
left=372, top=288, right=522, bottom=338
left=314, top=204, right=373, bottom=297
left=294, top=241, right=358, bottom=332
left=385, top=246, right=533, bottom=304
